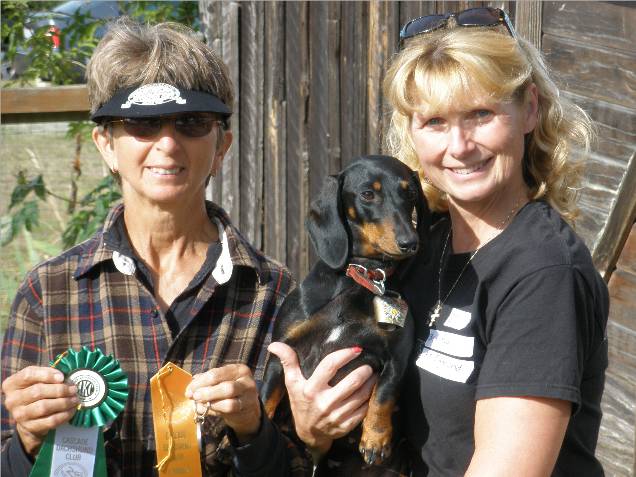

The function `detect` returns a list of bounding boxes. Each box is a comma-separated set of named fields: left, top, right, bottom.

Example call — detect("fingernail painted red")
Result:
left=352, top=346, right=363, bottom=353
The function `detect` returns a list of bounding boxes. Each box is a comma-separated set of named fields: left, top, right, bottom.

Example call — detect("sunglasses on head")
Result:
left=399, top=7, right=516, bottom=47
left=105, top=113, right=223, bottom=139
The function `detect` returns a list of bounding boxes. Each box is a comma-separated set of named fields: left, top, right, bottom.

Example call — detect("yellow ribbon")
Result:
left=149, top=363, right=202, bottom=477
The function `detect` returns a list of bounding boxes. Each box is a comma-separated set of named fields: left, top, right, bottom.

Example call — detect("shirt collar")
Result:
left=74, top=201, right=267, bottom=284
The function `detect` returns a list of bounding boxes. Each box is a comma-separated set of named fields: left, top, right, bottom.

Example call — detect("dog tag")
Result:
left=373, top=291, right=408, bottom=328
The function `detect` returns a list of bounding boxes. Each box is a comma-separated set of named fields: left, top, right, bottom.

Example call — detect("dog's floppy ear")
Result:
left=306, top=174, right=350, bottom=270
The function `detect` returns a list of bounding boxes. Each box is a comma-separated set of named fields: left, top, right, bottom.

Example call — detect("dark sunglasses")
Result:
left=399, top=7, right=516, bottom=47
left=105, top=113, right=223, bottom=139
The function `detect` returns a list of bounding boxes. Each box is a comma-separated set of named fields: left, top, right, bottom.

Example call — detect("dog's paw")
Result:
left=359, top=427, right=392, bottom=465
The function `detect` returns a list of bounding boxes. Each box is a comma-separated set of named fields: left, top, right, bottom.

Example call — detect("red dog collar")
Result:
left=346, top=264, right=386, bottom=295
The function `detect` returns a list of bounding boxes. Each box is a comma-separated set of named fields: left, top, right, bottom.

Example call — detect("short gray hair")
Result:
left=86, top=17, right=234, bottom=120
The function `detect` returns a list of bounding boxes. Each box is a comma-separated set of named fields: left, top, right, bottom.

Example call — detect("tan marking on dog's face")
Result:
left=347, top=206, right=357, bottom=220
left=358, top=220, right=401, bottom=256
left=400, top=180, right=409, bottom=190
left=372, top=181, right=382, bottom=192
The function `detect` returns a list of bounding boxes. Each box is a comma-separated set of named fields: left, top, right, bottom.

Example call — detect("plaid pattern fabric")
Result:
left=1, top=202, right=311, bottom=476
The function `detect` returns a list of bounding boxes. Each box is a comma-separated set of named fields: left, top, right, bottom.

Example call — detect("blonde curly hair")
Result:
left=384, top=27, right=594, bottom=223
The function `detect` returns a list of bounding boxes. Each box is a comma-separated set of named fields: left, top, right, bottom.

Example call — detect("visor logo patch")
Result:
left=121, top=83, right=186, bottom=109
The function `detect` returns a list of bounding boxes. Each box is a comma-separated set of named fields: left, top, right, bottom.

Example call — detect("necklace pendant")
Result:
left=429, top=302, right=442, bottom=327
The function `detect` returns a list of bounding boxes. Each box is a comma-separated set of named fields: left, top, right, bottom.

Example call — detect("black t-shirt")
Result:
left=401, top=200, right=609, bottom=476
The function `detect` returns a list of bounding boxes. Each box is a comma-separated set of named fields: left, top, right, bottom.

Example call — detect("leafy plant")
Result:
left=1, top=169, right=121, bottom=249
left=61, top=176, right=121, bottom=248
left=2, top=1, right=102, bottom=84
left=2, top=0, right=200, bottom=85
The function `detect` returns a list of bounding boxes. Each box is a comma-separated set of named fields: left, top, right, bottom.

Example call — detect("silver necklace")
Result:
left=428, top=197, right=526, bottom=327
left=428, top=230, right=478, bottom=327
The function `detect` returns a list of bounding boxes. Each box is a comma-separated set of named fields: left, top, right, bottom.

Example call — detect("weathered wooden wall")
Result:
left=197, top=4, right=636, bottom=471
left=541, top=1, right=636, bottom=270
left=541, top=3, right=636, bottom=475
left=602, top=224, right=636, bottom=477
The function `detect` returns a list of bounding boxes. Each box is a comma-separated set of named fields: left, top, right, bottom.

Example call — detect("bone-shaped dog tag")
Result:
left=373, top=291, right=408, bottom=328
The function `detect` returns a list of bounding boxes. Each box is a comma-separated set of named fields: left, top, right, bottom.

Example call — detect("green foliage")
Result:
left=62, top=176, right=121, bottom=248
left=1, top=171, right=121, bottom=248
left=1, top=0, right=200, bottom=85
left=121, top=1, right=200, bottom=27
left=2, top=172, right=44, bottom=244
left=1, top=1, right=101, bottom=84
left=65, top=119, right=94, bottom=142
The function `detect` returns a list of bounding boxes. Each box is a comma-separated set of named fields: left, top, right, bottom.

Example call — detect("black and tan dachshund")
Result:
left=261, top=155, right=430, bottom=468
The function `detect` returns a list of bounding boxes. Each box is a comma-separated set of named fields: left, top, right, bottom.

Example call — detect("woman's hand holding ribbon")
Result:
left=185, top=364, right=261, bottom=444
left=1, top=366, right=79, bottom=456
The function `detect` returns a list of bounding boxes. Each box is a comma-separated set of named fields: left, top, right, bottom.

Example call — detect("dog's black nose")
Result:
left=398, top=239, right=418, bottom=254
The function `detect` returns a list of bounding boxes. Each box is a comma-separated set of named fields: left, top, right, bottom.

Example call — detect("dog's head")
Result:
left=307, top=155, right=430, bottom=270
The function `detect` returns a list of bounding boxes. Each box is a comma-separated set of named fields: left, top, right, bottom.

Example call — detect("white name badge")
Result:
left=425, top=329, right=474, bottom=358
left=50, top=423, right=99, bottom=477
left=444, top=307, right=472, bottom=330
left=416, top=346, right=475, bottom=383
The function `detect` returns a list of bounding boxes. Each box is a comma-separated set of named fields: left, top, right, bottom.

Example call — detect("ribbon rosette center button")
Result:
left=68, top=369, right=108, bottom=409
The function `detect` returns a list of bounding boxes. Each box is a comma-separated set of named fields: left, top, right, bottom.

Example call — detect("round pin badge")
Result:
left=68, top=369, right=108, bottom=409
left=112, top=251, right=136, bottom=275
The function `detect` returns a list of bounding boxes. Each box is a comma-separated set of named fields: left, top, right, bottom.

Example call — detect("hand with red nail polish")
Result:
left=267, top=342, right=376, bottom=458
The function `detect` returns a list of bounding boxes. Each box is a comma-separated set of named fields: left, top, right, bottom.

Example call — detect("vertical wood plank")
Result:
left=263, top=2, right=287, bottom=263
left=398, top=2, right=437, bottom=34
left=327, top=2, right=342, bottom=174
left=199, top=0, right=224, bottom=205
left=307, top=2, right=330, bottom=267
left=339, top=1, right=369, bottom=165
left=339, top=1, right=358, bottom=163
left=285, top=1, right=310, bottom=279
left=239, top=2, right=264, bottom=247
left=202, top=2, right=241, bottom=221
left=308, top=2, right=330, bottom=199
left=367, top=1, right=399, bottom=155
left=515, top=1, right=542, bottom=50
left=367, top=1, right=384, bottom=154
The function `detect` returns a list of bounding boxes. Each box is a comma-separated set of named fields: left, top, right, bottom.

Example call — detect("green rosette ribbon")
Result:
left=29, top=347, right=128, bottom=477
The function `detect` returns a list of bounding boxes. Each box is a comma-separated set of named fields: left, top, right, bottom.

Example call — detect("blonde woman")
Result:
left=384, top=8, right=608, bottom=476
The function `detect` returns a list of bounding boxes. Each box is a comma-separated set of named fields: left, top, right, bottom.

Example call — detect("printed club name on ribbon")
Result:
left=29, top=347, right=128, bottom=477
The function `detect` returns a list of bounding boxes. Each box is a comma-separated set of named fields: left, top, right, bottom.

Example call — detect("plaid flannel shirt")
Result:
left=1, top=201, right=312, bottom=476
